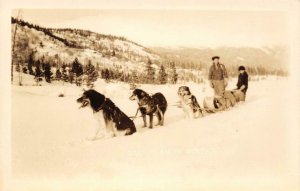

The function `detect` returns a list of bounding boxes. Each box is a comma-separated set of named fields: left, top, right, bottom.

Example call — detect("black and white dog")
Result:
left=177, top=86, right=204, bottom=118
left=77, top=89, right=136, bottom=138
left=129, top=89, right=167, bottom=129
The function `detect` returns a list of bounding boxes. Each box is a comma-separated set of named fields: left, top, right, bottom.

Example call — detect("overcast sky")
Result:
left=12, top=9, right=289, bottom=48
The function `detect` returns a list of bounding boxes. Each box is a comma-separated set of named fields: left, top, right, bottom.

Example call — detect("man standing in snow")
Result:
left=233, top=65, right=248, bottom=102
left=208, top=56, right=228, bottom=110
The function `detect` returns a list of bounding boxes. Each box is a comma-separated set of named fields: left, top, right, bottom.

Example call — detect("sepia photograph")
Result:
left=0, top=0, right=300, bottom=191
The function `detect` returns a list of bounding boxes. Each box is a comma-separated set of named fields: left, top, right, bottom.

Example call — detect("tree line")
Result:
left=16, top=53, right=179, bottom=86
left=17, top=51, right=287, bottom=87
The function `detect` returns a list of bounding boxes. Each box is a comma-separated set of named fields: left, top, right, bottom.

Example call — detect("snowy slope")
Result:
left=12, top=22, right=160, bottom=73
left=9, top=76, right=299, bottom=191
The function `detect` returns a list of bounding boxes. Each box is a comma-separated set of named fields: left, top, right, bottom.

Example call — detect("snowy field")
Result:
left=8, top=74, right=299, bottom=191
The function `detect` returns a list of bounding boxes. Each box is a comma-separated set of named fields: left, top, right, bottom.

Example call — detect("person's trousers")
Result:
left=212, top=80, right=225, bottom=97
left=211, top=80, right=226, bottom=110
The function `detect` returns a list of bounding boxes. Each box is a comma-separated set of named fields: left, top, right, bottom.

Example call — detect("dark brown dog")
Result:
left=130, top=89, right=167, bottom=129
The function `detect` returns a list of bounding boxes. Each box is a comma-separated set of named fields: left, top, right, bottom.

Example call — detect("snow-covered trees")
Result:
left=71, top=58, right=83, bottom=76
left=34, top=64, right=43, bottom=85
left=71, top=58, right=84, bottom=86
left=102, top=68, right=111, bottom=82
left=27, top=52, right=34, bottom=75
left=145, top=58, right=156, bottom=84
left=61, top=64, right=69, bottom=82
left=55, top=68, right=62, bottom=80
left=44, top=63, right=53, bottom=83
left=169, top=62, right=178, bottom=84
left=158, top=65, right=167, bottom=84
left=84, top=60, right=99, bottom=87
left=22, top=66, right=28, bottom=74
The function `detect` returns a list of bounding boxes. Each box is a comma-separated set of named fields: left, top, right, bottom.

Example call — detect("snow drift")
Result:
left=8, top=75, right=299, bottom=191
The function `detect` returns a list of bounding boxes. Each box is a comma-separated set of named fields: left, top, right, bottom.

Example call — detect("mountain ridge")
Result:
left=11, top=17, right=288, bottom=79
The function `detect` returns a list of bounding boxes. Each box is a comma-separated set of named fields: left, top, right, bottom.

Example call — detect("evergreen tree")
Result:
left=35, top=64, right=42, bottom=85
left=40, top=55, right=46, bottom=71
left=71, top=58, right=83, bottom=76
left=84, top=60, right=99, bottom=87
left=71, top=57, right=83, bottom=86
left=169, top=62, right=178, bottom=84
left=55, top=68, right=62, bottom=80
left=42, top=62, right=46, bottom=71
left=35, top=59, right=40, bottom=68
left=68, top=71, right=74, bottom=84
left=44, top=63, right=53, bottom=83
left=158, top=65, right=168, bottom=84
left=61, top=64, right=68, bottom=82
left=22, top=66, right=28, bottom=74
left=28, top=52, right=34, bottom=75
left=103, top=68, right=111, bottom=82
left=145, top=58, right=155, bottom=84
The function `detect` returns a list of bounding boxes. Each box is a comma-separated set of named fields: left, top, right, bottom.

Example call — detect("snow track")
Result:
left=9, top=76, right=299, bottom=191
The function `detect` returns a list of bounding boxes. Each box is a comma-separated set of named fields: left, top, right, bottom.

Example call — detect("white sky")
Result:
left=12, top=9, right=289, bottom=48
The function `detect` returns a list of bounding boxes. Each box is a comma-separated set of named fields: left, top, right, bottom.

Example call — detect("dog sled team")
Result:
left=77, top=56, right=249, bottom=139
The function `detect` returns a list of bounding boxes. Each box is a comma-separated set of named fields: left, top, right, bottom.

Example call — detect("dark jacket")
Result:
left=208, top=63, right=228, bottom=80
left=237, top=72, right=248, bottom=93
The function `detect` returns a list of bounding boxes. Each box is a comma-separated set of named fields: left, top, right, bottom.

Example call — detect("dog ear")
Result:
left=82, top=88, right=86, bottom=92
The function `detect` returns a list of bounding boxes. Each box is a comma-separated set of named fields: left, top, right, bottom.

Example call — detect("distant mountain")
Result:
left=151, top=46, right=288, bottom=75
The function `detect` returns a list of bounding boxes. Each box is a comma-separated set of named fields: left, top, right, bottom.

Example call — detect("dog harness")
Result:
left=95, top=97, right=108, bottom=112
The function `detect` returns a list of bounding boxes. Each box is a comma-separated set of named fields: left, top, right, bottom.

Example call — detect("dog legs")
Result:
left=142, top=114, right=147, bottom=127
left=193, top=110, right=199, bottom=119
left=156, top=107, right=164, bottom=126
left=149, top=114, right=154, bottom=129
left=139, top=108, right=147, bottom=127
left=93, top=112, right=110, bottom=139
left=194, top=108, right=204, bottom=118
left=91, top=127, right=102, bottom=140
left=184, top=107, right=193, bottom=119
left=102, top=120, right=116, bottom=138
left=155, top=106, right=161, bottom=126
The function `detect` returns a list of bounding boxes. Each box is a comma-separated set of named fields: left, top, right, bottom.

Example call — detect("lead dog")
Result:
left=77, top=89, right=136, bottom=138
left=129, top=89, right=167, bottom=129
left=177, top=86, right=204, bottom=118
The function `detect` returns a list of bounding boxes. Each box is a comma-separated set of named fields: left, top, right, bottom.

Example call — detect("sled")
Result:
left=203, top=96, right=218, bottom=113
left=231, top=90, right=245, bottom=102
left=203, top=91, right=238, bottom=113
left=224, top=90, right=237, bottom=108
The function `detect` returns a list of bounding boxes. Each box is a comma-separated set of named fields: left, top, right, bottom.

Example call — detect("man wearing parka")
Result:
left=208, top=56, right=228, bottom=110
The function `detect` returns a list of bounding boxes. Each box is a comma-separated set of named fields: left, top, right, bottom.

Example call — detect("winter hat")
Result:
left=238, top=66, right=246, bottom=71
left=212, top=56, right=220, bottom=60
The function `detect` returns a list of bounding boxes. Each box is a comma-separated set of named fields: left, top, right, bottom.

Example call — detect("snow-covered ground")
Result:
left=7, top=74, right=300, bottom=191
